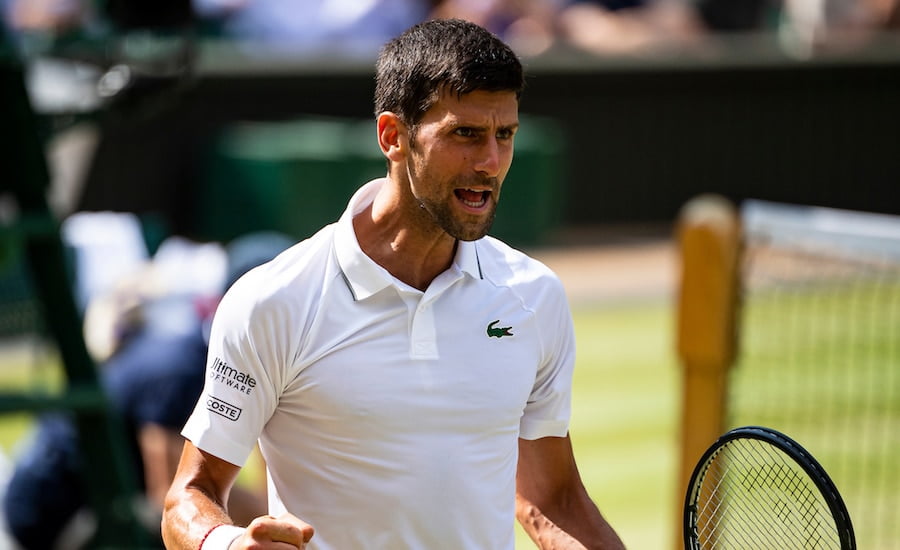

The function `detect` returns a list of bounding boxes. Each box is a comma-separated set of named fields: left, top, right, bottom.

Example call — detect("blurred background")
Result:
left=1, top=0, right=899, bottom=549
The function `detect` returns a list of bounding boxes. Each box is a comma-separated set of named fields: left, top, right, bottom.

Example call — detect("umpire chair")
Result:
left=0, top=27, right=153, bottom=550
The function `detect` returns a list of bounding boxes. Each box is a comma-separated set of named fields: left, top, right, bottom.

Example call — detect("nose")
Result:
left=474, top=137, right=502, bottom=178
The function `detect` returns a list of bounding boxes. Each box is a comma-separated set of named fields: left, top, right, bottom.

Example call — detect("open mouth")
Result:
left=454, top=188, right=489, bottom=209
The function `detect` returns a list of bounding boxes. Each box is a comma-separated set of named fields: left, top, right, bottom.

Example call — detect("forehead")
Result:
left=422, top=89, right=519, bottom=126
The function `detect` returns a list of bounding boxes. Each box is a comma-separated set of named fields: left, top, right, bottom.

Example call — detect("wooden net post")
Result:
left=673, top=194, right=741, bottom=550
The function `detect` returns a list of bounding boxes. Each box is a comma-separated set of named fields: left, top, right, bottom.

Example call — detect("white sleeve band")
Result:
left=200, top=525, right=246, bottom=550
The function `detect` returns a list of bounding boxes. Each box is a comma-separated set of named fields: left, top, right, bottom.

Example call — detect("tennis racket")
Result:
left=683, top=425, right=855, bottom=549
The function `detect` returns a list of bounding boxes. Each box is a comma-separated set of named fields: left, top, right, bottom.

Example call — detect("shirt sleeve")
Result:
left=519, top=275, right=576, bottom=440
left=181, top=274, right=290, bottom=466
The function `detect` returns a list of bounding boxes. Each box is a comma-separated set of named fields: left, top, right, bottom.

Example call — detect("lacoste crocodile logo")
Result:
left=487, top=320, right=514, bottom=338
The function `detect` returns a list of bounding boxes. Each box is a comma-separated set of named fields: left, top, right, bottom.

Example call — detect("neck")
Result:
left=353, top=189, right=457, bottom=291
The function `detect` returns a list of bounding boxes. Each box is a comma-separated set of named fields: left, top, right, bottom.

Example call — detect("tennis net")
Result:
left=727, top=200, right=900, bottom=550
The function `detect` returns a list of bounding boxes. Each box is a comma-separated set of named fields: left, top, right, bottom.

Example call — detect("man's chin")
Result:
left=452, top=221, right=494, bottom=242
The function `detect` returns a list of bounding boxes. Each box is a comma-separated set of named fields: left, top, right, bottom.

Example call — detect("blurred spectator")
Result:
left=1, top=229, right=292, bottom=550
left=430, top=0, right=704, bottom=56
left=192, top=0, right=435, bottom=55
left=555, top=0, right=703, bottom=55
left=779, top=0, right=900, bottom=53
left=2, top=0, right=88, bottom=34
left=429, top=0, right=562, bottom=55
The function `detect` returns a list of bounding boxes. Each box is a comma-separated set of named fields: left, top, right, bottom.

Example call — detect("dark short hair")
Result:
left=374, top=18, right=525, bottom=130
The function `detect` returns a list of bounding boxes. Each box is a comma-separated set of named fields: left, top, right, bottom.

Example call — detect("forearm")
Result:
left=162, top=483, right=236, bottom=550
left=516, top=491, right=625, bottom=550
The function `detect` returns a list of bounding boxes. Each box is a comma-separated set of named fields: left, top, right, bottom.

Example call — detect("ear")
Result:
left=377, top=111, right=407, bottom=162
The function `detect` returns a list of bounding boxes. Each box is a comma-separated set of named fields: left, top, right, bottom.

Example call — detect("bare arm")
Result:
left=161, top=441, right=242, bottom=549
left=162, top=440, right=313, bottom=549
left=141, top=426, right=266, bottom=528
left=516, top=434, right=625, bottom=550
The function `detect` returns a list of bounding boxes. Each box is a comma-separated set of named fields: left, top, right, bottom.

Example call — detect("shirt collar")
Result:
left=334, top=179, right=484, bottom=301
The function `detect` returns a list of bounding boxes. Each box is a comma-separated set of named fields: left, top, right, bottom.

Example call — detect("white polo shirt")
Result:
left=183, top=178, right=576, bottom=550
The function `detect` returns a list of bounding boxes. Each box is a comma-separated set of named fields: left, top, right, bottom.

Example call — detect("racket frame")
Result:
left=682, top=425, right=856, bottom=550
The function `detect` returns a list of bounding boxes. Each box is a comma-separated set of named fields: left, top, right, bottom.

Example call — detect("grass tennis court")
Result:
left=559, top=301, right=680, bottom=550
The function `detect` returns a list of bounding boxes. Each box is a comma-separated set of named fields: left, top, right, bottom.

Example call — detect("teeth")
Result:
left=457, top=188, right=487, bottom=208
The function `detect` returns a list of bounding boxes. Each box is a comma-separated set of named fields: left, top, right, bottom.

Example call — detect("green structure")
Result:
left=0, top=34, right=152, bottom=549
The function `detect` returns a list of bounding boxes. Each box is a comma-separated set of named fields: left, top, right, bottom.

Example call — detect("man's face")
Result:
left=405, top=90, right=519, bottom=242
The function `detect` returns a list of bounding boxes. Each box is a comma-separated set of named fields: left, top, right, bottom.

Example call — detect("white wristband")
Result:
left=200, top=524, right=246, bottom=550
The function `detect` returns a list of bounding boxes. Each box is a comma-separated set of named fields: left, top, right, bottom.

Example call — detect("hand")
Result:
left=231, top=513, right=315, bottom=549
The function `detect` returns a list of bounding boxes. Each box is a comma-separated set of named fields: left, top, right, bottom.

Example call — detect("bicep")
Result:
left=169, top=440, right=243, bottom=510
left=516, top=434, right=583, bottom=504
left=516, top=435, right=626, bottom=549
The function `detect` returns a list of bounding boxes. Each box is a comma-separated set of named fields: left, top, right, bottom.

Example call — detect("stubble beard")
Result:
left=417, top=188, right=498, bottom=242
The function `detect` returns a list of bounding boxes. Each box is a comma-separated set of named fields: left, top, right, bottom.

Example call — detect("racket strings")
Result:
left=693, top=439, right=842, bottom=549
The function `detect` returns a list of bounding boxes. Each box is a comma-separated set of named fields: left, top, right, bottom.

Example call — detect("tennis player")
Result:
left=162, top=18, right=625, bottom=550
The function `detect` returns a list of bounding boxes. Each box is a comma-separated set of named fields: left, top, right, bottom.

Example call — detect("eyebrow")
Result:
left=452, top=121, right=520, bottom=133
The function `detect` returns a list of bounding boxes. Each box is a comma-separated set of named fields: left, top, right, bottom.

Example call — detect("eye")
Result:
left=497, top=128, right=515, bottom=140
left=454, top=127, right=477, bottom=138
